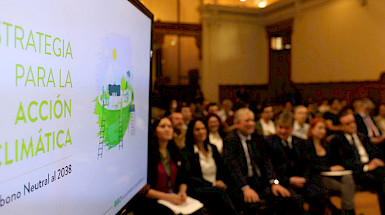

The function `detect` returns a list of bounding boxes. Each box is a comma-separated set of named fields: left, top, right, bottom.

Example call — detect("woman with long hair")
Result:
left=206, top=114, right=226, bottom=155
left=304, top=118, right=356, bottom=215
left=183, top=118, right=238, bottom=215
left=134, top=117, right=188, bottom=215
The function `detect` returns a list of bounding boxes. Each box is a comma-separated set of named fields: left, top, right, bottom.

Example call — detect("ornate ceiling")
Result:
left=203, top=0, right=283, bottom=8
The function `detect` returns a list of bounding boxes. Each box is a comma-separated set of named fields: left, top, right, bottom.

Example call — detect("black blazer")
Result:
left=265, top=135, right=305, bottom=186
left=182, top=144, right=231, bottom=189
left=329, top=132, right=382, bottom=175
left=223, top=129, right=275, bottom=190
left=354, top=113, right=382, bottom=138
left=301, top=139, right=333, bottom=180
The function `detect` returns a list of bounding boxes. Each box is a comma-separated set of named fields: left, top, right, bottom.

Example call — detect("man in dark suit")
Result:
left=223, top=108, right=293, bottom=214
left=354, top=98, right=385, bottom=155
left=330, top=111, right=385, bottom=214
left=266, top=112, right=328, bottom=214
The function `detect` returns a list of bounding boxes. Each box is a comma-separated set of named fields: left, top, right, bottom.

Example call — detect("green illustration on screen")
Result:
left=93, top=49, right=135, bottom=158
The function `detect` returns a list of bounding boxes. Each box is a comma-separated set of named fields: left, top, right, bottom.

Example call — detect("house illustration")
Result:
left=109, top=84, right=121, bottom=96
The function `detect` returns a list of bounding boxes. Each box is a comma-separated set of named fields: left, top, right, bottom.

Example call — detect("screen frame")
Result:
left=129, top=0, right=154, bottom=21
left=116, top=1, right=153, bottom=214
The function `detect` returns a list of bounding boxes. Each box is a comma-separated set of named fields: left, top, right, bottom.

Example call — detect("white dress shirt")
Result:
left=344, top=133, right=369, bottom=164
left=292, top=121, right=309, bottom=140
left=217, top=109, right=233, bottom=123
left=237, top=131, right=253, bottom=177
left=194, top=144, right=217, bottom=184
left=209, top=132, right=223, bottom=155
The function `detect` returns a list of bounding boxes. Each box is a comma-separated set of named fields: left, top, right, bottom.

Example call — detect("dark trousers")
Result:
left=293, top=175, right=330, bottom=215
left=231, top=177, right=303, bottom=215
left=322, top=175, right=355, bottom=210
left=355, top=166, right=385, bottom=215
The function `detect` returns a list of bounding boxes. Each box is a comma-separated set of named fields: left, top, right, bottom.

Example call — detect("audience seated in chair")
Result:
left=255, top=104, right=276, bottom=137
left=329, top=111, right=385, bottom=214
left=206, top=103, right=219, bottom=117
left=170, top=111, right=187, bottom=149
left=206, top=114, right=226, bottom=155
left=265, top=112, right=328, bottom=215
left=303, top=118, right=356, bottom=215
left=292, top=105, right=310, bottom=140
left=181, top=104, right=194, bottom=128
left=218, top=99, right=234, bottom=124
left=354, top=98, right=385, bottom=154
left=134, top=117, right=189, bottom=215
left=323, top=98, right=343, bottom=136
left=223, top=108, right=295, bottom=215
left=182, top=119, right=238, bottom=215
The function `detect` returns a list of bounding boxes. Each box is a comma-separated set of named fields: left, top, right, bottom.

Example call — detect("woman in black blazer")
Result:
left=303, top=118, right=356, bottom=215
left=182, top=118, right=238, bottom=215
left=134, top=117, right=188, bottom=215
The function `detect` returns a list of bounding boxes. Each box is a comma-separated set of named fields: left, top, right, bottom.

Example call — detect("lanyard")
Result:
left=160, top=150, right=172, bottom=190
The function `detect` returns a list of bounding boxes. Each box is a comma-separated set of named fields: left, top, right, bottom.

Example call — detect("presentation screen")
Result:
left=0, top=0, right=152, bottom=214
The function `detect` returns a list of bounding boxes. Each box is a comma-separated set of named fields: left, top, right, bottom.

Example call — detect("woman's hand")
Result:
left=330, top=165, right=345, bottom=171
left=214, top=180, right=227, bottom=189
left=178, top=190, right=187, bottom=202
left=166, top=193, right=187, bottom=205
left=289, top=176, right=306, bottom=188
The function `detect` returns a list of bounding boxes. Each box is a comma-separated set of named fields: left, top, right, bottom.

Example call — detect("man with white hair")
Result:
left=223, top=108, right=295, bottom=215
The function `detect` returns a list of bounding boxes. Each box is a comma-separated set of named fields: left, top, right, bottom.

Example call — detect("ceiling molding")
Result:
left=201, top=0, right=336, bottom=26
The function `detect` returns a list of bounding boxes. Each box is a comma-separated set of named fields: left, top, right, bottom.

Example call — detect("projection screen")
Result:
left=0, top=0, right=153, bottom=214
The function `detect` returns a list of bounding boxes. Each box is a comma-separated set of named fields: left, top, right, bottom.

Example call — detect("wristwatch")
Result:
left=269, top=179, right=279, bottom=185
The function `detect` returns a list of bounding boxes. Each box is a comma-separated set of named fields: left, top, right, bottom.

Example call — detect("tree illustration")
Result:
left=121, top=76, right=127, bottom=92
left=121, top=76, right=130, bottom=102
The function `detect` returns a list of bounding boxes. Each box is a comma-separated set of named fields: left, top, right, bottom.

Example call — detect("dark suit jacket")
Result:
left=354, top=113, right=382, bottom=138
left=223, top=129, right=275, bottom=191
left=265, top=135, right=305, bottom=186
left=182, top=144, right=231, bottom=189
left=329, top=132, right=382, bottom=175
